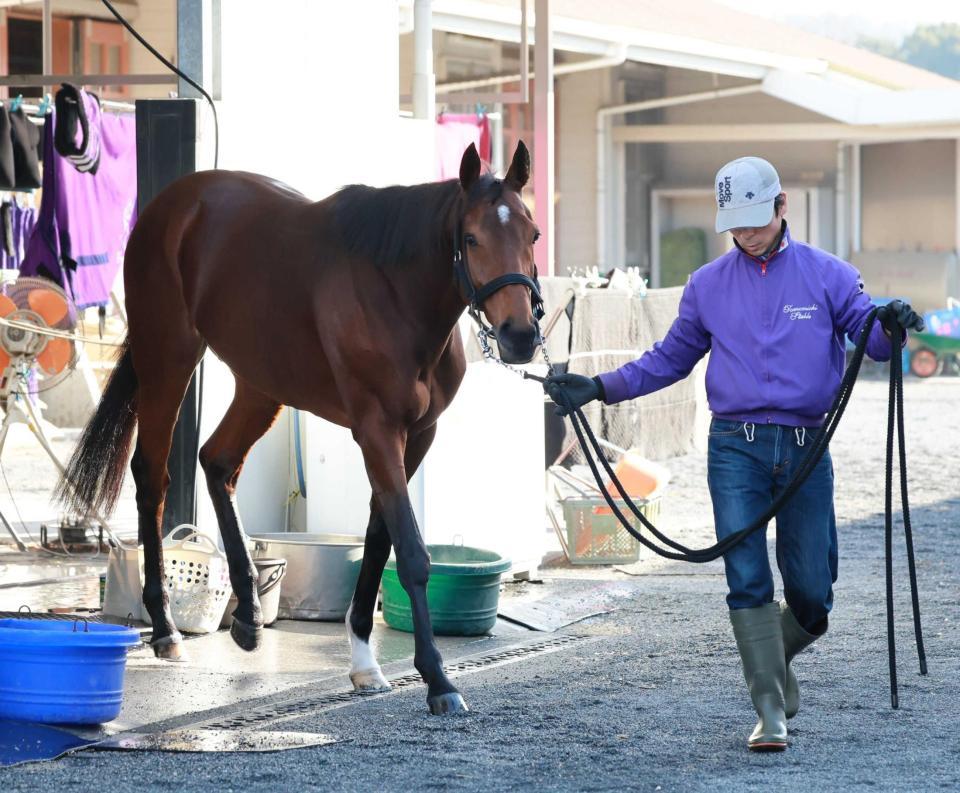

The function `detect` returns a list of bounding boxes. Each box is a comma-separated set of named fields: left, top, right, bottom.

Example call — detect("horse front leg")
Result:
left=356, top=419, right=466, bottom=715
left=346, top=504, right=392, bottom=691
left=347, top=425, right=439, bottom=693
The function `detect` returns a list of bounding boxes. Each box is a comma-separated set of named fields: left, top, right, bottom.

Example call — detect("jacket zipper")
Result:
left=759, top=259, right=770, bottom=419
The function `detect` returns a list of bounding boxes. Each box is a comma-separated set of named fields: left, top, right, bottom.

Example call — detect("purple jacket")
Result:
left=598, top=227, right=895, bottom=428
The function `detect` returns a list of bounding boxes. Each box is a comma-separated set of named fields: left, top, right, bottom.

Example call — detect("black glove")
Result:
left=877, top=299, right=924, bottom=334
left=543, top=373, right=603, bottom=417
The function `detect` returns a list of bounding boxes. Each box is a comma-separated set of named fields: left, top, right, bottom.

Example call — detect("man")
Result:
left=544, top=156, right=923, bottom=751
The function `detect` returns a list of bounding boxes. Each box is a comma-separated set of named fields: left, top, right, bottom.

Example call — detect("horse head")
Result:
left=456, top=141, right=543, bottom=364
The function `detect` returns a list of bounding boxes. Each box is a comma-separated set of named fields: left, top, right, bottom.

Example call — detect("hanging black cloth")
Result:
left=54, top=83, right=101, bottom=175
left=1, top=201, right=14, bottom=258
left=9, top=107, right=42, bottom=189
left=0, top=106, right=16, bottom=190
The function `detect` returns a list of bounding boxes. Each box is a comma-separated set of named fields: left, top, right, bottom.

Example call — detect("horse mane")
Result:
left=333, top=174, right=504, bottom=269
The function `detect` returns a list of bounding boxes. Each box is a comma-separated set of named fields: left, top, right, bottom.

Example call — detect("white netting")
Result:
left=562, top=285, right=709, bottom=463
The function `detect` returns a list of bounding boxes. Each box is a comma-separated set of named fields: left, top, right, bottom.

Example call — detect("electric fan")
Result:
left=0, top=277, right=85, bottom=550
left=0, top=276, right=79, bottom=403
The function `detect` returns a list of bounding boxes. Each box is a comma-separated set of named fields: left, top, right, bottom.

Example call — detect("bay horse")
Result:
left=57, top=142, right=542, bottom=715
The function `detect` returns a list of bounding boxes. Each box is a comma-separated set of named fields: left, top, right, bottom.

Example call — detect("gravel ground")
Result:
left=5, top=377, right=959, bottom=792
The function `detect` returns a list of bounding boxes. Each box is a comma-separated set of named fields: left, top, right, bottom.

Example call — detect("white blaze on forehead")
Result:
left=497, top=203, right=511, bottom=225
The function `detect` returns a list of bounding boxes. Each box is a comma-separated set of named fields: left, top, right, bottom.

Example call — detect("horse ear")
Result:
left=459, top=143, right=482, bottom=192
left=505, top=140, right=530, bottom=191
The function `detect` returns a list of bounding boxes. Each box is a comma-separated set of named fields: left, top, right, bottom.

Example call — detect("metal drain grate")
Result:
left=198, top=634, right=588, bottom=731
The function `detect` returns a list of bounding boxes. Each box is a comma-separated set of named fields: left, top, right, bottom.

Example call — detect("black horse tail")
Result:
left=55, top=339, right=138, bottom=518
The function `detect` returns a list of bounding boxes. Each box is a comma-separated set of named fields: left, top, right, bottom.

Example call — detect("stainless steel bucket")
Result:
left=249, top=533, right=365, bottom=621
left=219, top=557, right=287, bottom=629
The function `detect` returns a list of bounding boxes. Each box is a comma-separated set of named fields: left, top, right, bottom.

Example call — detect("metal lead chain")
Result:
left=475, top=324, right=555, bottom=381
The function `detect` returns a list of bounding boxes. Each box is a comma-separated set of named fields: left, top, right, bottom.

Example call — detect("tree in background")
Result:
left=859, top=23, right=960, bottom=80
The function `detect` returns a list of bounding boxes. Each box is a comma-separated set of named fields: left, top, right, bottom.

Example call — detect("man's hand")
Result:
left=877, top=299, right=925, bottom=334
left=544, top=373, right=602, bottom=417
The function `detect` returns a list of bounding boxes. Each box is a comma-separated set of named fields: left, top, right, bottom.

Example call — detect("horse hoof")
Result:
left=350, top=667, right=391, bottom=693
left=230, top=618, right=263, bottom=652
left=151, top=635, right=186, bottom=662
left=427, top=692, right=469, bottom=715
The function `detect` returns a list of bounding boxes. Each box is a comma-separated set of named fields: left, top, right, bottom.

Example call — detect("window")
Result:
left=78, top=19, right=130, bottom=99
left=0, top=14, right=129, bottom=101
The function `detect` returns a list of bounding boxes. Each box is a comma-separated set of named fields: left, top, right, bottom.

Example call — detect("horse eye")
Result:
left=533, top=230, right=541, bottom=244
left=464, top=234, right=478, bottom=248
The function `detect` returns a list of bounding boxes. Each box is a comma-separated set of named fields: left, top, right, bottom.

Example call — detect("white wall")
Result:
left=192, top=1, right=435, bottom=541
left=195, top=355, right=292, bottom=540
left=861, top=140, right=957, bottom=253
left=215, top=0, right=433, bottom=198
left=418, top=323, right=548, bottom=573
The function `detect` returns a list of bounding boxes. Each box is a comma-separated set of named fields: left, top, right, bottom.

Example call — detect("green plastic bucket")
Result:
left=381, top=544, right=511, bottom=636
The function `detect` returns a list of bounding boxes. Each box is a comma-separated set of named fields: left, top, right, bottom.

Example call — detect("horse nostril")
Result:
left=517, top=323, right=537, bottom=345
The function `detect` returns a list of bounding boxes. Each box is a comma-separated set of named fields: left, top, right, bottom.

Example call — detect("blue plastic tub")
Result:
left=0, top=619, right=141, bottom=725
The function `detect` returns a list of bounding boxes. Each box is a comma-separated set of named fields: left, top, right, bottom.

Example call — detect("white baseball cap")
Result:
left=714, top=157, right=782, bottom=233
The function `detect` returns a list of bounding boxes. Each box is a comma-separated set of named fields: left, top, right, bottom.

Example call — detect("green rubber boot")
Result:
left=730, top=603, right=788, bottom=751
left=780, top=602, right=823, bottom=720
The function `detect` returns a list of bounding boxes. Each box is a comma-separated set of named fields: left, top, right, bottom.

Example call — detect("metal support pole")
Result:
left=955, top=139, right=960, bottom=255
left=42, top=0, right=52, bottom=94
left=520, top=0, right=529, bottom=104
left=177, top=0, right=219, bottom=99
left=836, top=143, right=848, bottom=259
left=851, top=142, right=862, bottom=254
left=413, top=0, right=435, bottom=121
left=533, top=0, right=554, bottom=274
left=136, top=101, right=200, bottom=536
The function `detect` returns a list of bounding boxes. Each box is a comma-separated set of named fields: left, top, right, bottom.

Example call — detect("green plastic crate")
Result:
left=559, top=496, right=661, bottom=565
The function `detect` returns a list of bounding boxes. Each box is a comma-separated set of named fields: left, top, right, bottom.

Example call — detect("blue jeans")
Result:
left=707, top=419, right=838, bottom=633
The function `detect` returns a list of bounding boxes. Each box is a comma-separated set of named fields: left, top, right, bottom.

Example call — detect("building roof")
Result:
left=553, top=0, right=958, bottom=90
left=423, top=0, right=959, bottom=91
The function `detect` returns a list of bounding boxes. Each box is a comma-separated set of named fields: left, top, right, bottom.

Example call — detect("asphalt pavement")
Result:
left=4, top=378, right=958, bottom=792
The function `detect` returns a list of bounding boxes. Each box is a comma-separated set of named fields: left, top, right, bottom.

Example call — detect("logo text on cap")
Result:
left=717, top=176, right=732, bottom=208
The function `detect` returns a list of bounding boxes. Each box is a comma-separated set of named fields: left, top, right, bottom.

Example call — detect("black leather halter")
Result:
left=452, top=222, right=546, bottom=336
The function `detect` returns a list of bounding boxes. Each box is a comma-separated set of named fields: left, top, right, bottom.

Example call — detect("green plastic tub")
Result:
left=381, top=544, right=511, bottom=636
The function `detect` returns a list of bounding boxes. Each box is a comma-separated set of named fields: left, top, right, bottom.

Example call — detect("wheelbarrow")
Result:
left=909, top=297, right=960, bottom=378
left=908, top=332, right=960, bottom=377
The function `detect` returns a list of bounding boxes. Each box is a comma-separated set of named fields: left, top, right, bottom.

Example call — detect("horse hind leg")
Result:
left=346, top=425, right=438, bottom=693
left=131, top=343, right=205, bottom=661
left=198, top=382, right=282, bottom=652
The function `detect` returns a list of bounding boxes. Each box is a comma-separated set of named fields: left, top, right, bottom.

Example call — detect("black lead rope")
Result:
left=530, top=307, right=926, bottom=708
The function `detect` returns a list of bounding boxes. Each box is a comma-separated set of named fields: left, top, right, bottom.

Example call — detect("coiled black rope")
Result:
left=536, top=307, right=926, bottom=708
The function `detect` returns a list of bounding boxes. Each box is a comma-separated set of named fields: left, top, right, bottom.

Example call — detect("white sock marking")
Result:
left=345, top=602, right=380, bottom=676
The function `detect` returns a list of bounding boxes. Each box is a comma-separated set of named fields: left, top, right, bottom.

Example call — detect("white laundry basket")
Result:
left=141, top=525, right=232, bottom=635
